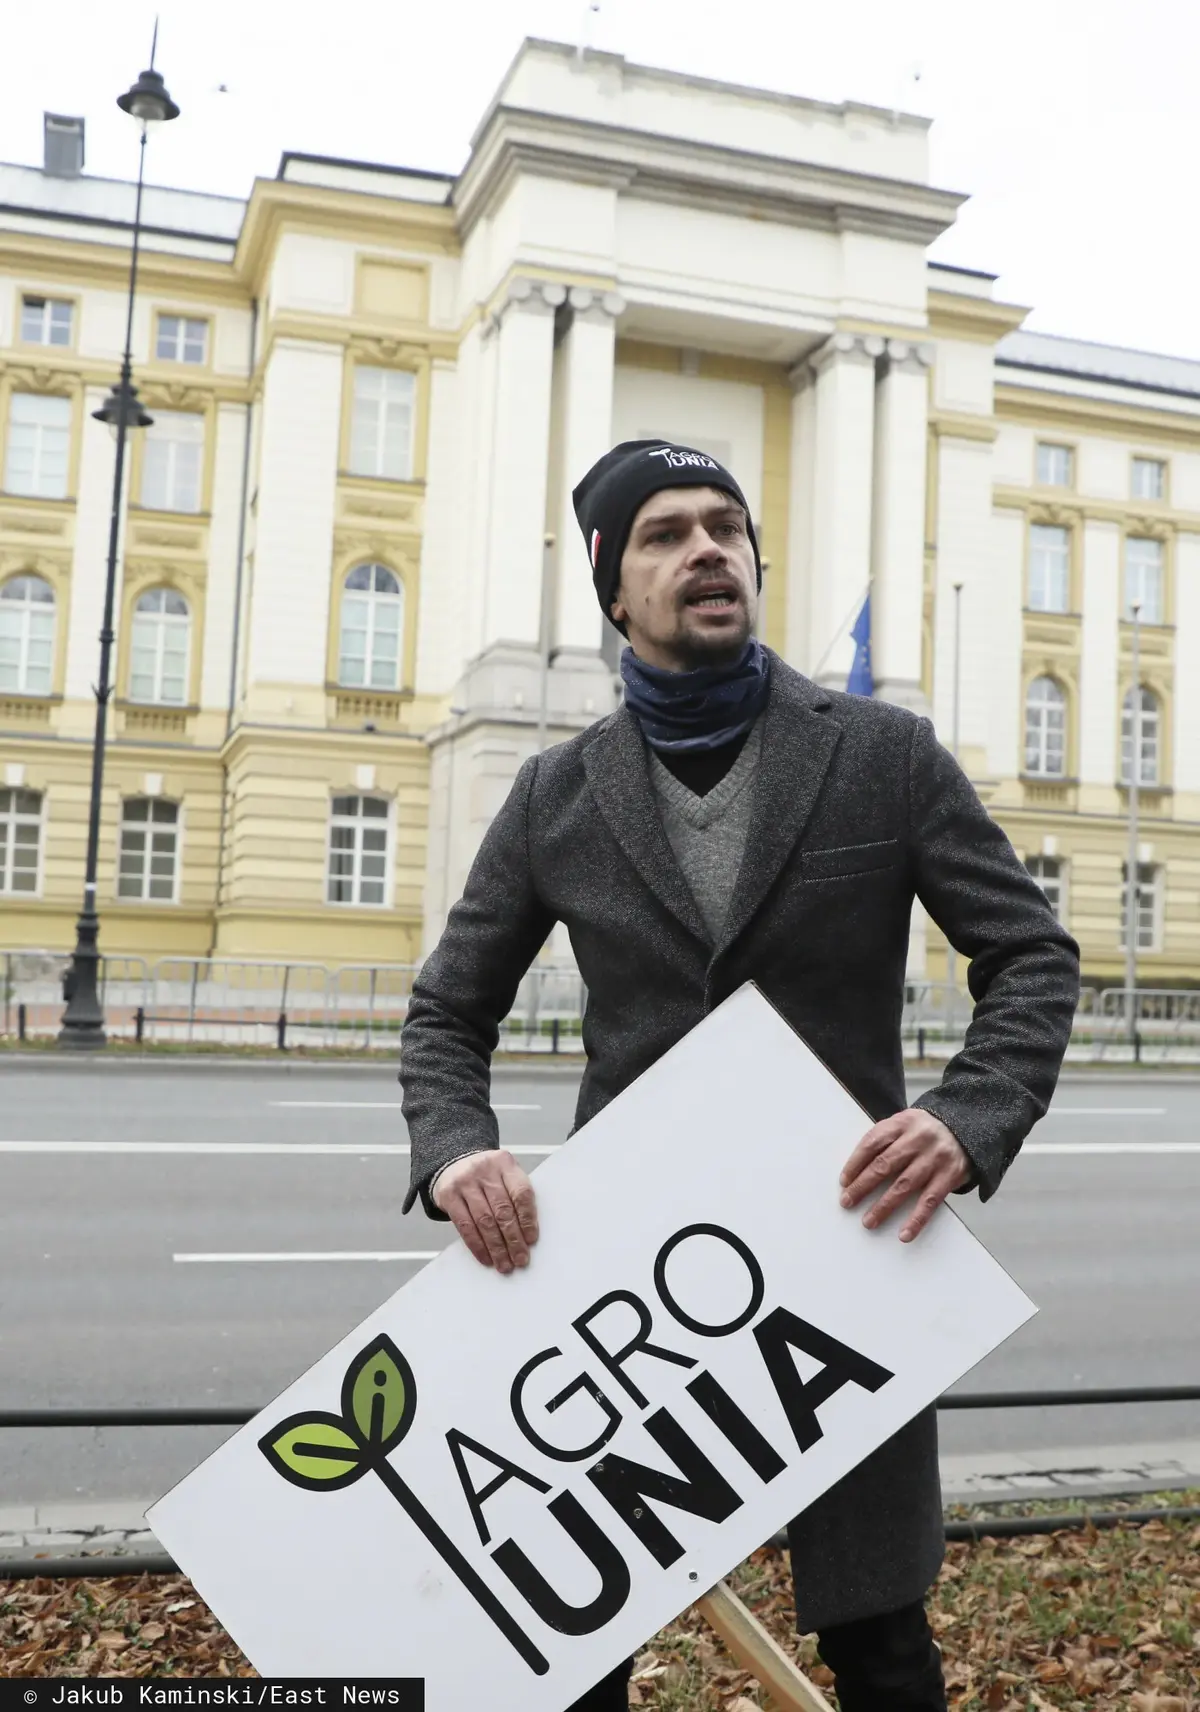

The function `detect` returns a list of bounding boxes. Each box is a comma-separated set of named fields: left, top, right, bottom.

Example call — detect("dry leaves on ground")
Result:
left=2, top=1513, right=1198, bottom=1707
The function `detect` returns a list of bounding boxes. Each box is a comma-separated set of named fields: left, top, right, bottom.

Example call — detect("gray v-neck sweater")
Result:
left=647, top=719, right=764, bottom=945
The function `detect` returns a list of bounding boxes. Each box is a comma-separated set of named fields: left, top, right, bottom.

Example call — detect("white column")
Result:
left=479, top=279, right=562, bottom=652
left=1175, top=532, right=1200, bottom=795
left=555, top=288, right=625, bottom=652
left=64, top=388, right=118, bottom=706
left=871, top=340, right=932, bottom=713
left=806, top=332, right=881, bottom=687
left=782, top=364, right=816, bottom=670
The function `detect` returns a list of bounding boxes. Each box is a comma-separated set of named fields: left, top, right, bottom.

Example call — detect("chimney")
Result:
left=44, top=113, right=85, bottom=178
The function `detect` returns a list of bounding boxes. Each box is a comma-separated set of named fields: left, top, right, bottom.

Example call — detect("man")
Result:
left=400, top=440, right=1080, bottom=1710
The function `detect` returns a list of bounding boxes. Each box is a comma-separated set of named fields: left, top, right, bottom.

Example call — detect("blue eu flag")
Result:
left=846, top=592, right=873, bottom=697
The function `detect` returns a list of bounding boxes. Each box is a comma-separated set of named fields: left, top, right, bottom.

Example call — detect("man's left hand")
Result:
left=840, top=1109, right=971, bottom=1243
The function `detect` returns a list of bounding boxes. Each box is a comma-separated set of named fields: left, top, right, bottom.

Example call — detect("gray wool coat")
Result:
left=399, top=649, right=1080, bottom=1631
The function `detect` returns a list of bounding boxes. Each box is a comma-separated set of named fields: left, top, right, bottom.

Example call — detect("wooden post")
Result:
left=696, top=1580, right=834, bottom=1712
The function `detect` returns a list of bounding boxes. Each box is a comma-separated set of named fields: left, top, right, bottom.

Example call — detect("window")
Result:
left=1121, top=685, right=1160, bottom=785
left=118, top=799, right=180, bottom=902
left=156, top=314, right=208, bottom=365
left=1026, top=856, right=1064, bottom=923
left=0, top=788, right=42, bottom=895
left=327, top=795, right=390, bottom=906
left=349, top=366, right=414, bottom=480
left=20, top=296, right=73, bottom=347
left=5, top=393, right=71, bottom=499
left=1131, top=457, right=1166, bottom=501
left=140, top=411, right=203, bottom=513
left=1121, top=861, right=1161, bottom=952
left=129, top=588, right=190, bottom=705
left=1024, top=676, right=1067, bottom=776
left=1124, top=536, right=1164, bottom=624
left=1035, top=443, right=1072, bottom=487
left=0, top=575, right=56, bottom=696
left=338, top=564, right=403, bottom=689
left=1028, top=524, right=1070, bottom=613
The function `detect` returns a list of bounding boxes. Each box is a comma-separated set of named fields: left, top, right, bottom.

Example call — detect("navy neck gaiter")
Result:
left=620, top=638, right=770, bottom=753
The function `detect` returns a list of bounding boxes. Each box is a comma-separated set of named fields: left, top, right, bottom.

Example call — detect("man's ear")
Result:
left=609, top=591, right=628, bottom=627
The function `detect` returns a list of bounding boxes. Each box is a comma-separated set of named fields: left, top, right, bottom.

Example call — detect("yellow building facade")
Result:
left=2, top=40, right=1198, bottom=987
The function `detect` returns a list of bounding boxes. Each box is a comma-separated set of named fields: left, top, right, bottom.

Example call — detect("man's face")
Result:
left=611, top=486, right=758, bottom=672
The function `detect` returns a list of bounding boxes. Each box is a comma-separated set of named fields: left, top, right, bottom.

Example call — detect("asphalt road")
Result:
left=1, top=1059, right=1197, bottom=1504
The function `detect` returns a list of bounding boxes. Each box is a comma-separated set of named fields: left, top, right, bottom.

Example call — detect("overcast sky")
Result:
left=4, top=0, right=1198, bottom=359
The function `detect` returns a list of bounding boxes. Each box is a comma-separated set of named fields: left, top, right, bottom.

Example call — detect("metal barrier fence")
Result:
left=2, top=1384, right=1197, bottom=1578
left=4, top=949, right=1200, bottom=1058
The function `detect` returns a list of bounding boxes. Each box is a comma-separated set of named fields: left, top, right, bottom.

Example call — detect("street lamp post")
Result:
left=58, top=42, right=180, bottom=1049
left=1124, top=599, right=1143, bottom=1048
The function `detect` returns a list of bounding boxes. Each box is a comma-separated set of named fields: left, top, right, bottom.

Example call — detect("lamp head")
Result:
left=117, top=68, right=180, bottom=125
left=93, top=382, right=154, bottom=441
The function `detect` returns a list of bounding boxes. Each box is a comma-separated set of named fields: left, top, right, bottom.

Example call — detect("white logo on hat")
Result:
left=591, top=528, right=602, bottom=568
left=647, top=446, right=719, bottom=470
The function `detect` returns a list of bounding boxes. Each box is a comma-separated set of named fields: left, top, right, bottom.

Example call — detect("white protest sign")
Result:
left=148, top=983, right=1035, bottom=1704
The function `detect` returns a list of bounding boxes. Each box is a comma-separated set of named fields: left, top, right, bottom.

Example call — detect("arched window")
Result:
left=1121, top=685, right=1160, bottom=785
left=130, top=587, right=190, bottom=705
left=338, top=564, right=403, bottom=690
left=0, top=574, right=56, bottom=696
left=1024, top=676, right=1067, bottom=777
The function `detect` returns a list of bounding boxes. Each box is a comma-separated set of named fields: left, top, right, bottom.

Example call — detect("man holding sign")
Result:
left=400, top=440, right=1080, bottom=1710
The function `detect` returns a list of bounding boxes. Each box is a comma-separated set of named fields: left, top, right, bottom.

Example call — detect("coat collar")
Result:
left=582, top=649, right=843, bottom=951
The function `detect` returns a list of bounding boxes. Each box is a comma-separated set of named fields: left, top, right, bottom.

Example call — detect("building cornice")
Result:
left=995, top=383, right=1200, bottom=448
left=235, top=179, right=459, bottom=292
left=993, top=483, right=1200, bottom=535
left=454, top=106, right=965, bottom=246
left=0, top=229, right=248, bottom=306
left=927, top=289, right=1030, bottom=345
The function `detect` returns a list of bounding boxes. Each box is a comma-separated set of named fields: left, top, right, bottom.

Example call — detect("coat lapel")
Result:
left=582, top=703, right=711, bottom=945
left=714, top=655, right=843, bottom=956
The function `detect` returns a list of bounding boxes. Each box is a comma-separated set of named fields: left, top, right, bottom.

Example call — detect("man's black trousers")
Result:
left=564, top=1599, right=947, bottom=1711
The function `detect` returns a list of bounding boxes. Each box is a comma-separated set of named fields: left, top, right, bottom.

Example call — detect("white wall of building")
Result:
left=1175, top=532, right=1200, bottom=793
left=246, top=339, right=342, bottom=688
left=200, top=401, right=250, bottom=712
left=63, top=390, right=119, bottom=703
left=1078, top=520, right=1121, bottom=785
left=267, top=233, right=355, bottom=320
left=610, top=366, right=765, bottom=516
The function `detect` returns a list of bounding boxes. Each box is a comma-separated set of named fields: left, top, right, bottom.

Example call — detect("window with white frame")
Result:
left=20, top=296, right=73, bottom=347
left=1035, top=443, right=1073, bottom=487
left=1120, top=861, right=1161, bottom=952
left=118, top=798, right=180, bottom=902
left=0, top=575, right=56, bottom=696
left=338, top=564, right=403, bottom=689
left=1024, top=676, right=1067, bottom=776
left=4, top=392, right=71, bottom=499
left=1025, top=855, right=1065, bottom=923
left=155, top=314, right=208, bottom=365
left=129, top=587, right=190, bottom=705
left=0, top=787, right=42, bottom=895
left=327, top=795, right=390, bottom=906
left=1120, top=685, right=1161, bottom=785
left=349, top=366, right=414, bottom=480
left=1124, top=536, right=1164, bottom=624
left=140, top=410, right=203, bottom=513
left=1131, top=457, right=1166, bottom=502
left=1028, top=523, right=1070, bottom=612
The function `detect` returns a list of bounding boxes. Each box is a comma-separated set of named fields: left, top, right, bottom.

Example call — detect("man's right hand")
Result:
left=432, top=1149, right=540, bottom=1274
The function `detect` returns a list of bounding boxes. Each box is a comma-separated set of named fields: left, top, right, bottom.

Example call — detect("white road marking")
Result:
left=1024, top=1142, right=1199, bottom=1155
left=0, top=1141, right=557, bottom=1156
left=1043, top=1107, right=1165, bottom=1117
left=268, top=1102, right=540, bottom=1116
left=173, top=1251, right=441, bottom=1264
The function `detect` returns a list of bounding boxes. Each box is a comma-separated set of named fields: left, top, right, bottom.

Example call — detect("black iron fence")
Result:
left=2, top=1384, right=1197, bottom=1579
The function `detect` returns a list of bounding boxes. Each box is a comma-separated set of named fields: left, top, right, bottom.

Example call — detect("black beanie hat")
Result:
left=572, top=439, right=762, bottom=635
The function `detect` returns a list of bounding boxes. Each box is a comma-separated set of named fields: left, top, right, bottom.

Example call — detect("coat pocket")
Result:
left=801, top=837, right=901, bottom=882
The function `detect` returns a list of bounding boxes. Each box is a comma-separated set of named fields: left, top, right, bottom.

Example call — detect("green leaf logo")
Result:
left=342, top=1334, right=416, bottom=1453
left=260, top=1412, right=367, bottom=1492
